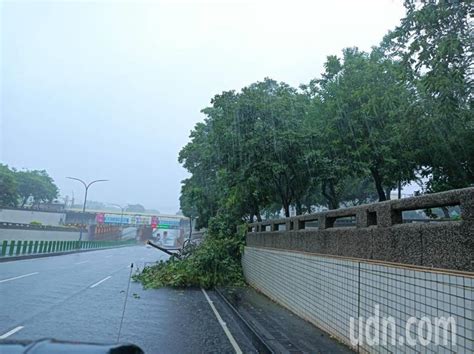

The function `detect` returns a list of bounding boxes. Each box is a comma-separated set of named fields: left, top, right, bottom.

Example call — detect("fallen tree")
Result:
left=134, top=215, right=246, bottom=289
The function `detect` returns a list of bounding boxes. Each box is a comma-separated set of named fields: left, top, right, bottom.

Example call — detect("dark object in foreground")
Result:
left=0, top=338, right=144, bottom=354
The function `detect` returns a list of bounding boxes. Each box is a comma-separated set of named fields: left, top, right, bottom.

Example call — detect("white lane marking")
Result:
left=0, top=326, right=24, bottom=339
left=90, top=276, right=112, bottom=288
left=75, top=260, right=90, bottom=265
left=201, top=288, right=242, bottom=354
left=0, top=272, right=39, bottom=284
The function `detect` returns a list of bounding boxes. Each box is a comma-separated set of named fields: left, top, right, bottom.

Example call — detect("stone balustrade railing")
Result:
left=246, top=187, right=474, bottom=271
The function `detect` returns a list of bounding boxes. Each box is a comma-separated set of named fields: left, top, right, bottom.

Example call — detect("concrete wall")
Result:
left=243, top=247, right=473, bottom=353
left=247, top=187, right=474, bottom=272
left=244, top=188, right=474, bottom=353
left=0, top=209, right=66, bottom=226
left=65, top=211, right=97, bottom=225
left=0, top=228, right=86, bottom=241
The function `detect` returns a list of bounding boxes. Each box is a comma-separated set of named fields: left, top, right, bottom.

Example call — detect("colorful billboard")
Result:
left=96, top=213, right=181, bottom=229
left=96, top=213, right=155, bottom=226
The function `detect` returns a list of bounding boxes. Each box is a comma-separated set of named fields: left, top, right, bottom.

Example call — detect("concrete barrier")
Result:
left=0, top=239, right=136, bottom=259
left=247, top=187, right=474, bottom=272
left=242, top=246, right=473, bottom=353
left=244, top=188, right=474, bottom=353
left=0, top=208, right=66, bottom=226
left=0, top=228, right=86, bottom=242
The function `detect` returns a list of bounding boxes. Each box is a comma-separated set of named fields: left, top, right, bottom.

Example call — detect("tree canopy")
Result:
left=0, top=164, right=18, bottom=207
left=0, top=166, right=59, bottom=208
left=126, top=204, right=146, bottom=213
left=382, top=0, right=473, bottom=191
left=179, top=0, right=473, bottom=228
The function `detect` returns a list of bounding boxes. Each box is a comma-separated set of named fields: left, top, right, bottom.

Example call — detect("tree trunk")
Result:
left=255, top=209, right=262, bottom=222
left=295, top=200, right=302, bottom=215
left=321, top=180, right=339, bottom=210
left=385, top=187, right=392, bottom=200
left=282, top=200, right=290, bottom=217
left=398, top=180, right=402, bottom=199
left=329, top=181, right=338, bottom=209
left=370, top=168, right=386, bottom=201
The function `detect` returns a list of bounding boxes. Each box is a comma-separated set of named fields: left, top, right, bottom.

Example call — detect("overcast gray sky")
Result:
left=1, top=0, right=406, bottom=213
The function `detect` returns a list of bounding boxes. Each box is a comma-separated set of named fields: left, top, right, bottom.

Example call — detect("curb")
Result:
left=214, top=287, right=273, bottom=354
left=0, top=244, right=135, bottom=263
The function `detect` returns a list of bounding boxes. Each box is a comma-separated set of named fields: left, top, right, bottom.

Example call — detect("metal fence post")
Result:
left=1, top=240, right=7, bottom=256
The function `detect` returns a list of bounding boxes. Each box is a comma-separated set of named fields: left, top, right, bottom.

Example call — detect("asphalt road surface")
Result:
left=0, top=245, right=256, bottom=353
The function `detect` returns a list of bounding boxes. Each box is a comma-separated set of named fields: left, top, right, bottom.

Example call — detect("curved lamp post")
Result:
left=67, top=177, right=108, bottom=241
left=109, top=204, right=126, bottom=223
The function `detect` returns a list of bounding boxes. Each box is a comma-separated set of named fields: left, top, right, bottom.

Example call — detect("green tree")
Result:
left=179, top=121, right=221, bottom=228
left=15, top=170, right=59, bottom=207
left=179, top=79, right=312, bottom=220
left=234, top=79, right=311, bottom=216
left=15, top=171, right=36, bottom=207
left=383, top=0, right=473, bottom=191
left=300, top=83, right=351, bottom=209
left=126, top=204, right=146, bottom=213
left=339, top=176, right=378, bottom=207
left=314, top=48, right=419, bottom=201
left=0, top=164, right=18, bottom=207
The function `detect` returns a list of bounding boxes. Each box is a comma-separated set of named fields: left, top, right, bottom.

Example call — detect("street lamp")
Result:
left=67, top=177, right=108, bottom=241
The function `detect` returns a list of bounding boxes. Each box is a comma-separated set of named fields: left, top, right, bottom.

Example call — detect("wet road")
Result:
left=0, top=246, right=255, bottom=353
